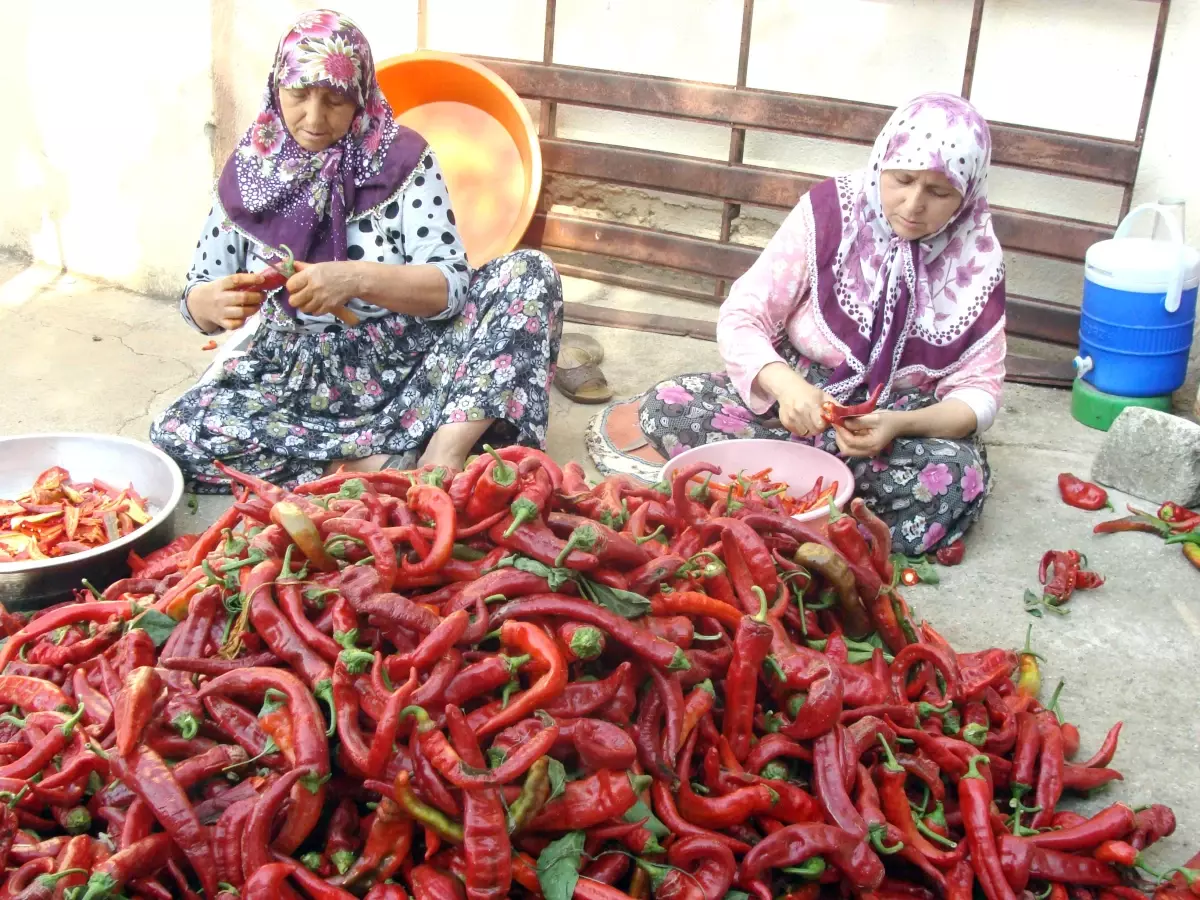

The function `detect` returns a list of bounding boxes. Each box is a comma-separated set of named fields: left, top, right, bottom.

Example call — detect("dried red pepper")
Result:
left=1058, top=473, right=1111, bottom=511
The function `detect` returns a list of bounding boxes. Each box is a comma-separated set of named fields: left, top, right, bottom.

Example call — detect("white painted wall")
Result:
left=1, top=0, right=1196, bottom=312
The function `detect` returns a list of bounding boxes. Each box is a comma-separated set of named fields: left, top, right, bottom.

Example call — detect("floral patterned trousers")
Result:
left=152, top=250, right=563, bottom=493
left=638, top=368, right=992, bottom=556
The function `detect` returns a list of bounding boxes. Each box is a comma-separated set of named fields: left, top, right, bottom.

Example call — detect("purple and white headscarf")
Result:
left=217, top=10, right=426, bottom=290
left=807, top=92, right=1006, bottom=402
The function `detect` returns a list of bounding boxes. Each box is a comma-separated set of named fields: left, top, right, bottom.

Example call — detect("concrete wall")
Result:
left=1, top=0, right=1196, bottom=309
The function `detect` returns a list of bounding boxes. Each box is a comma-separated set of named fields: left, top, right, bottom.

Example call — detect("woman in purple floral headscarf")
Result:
left=152, top=9, right=562, bottom=491
left=640, top=92, right=1006, bottom=555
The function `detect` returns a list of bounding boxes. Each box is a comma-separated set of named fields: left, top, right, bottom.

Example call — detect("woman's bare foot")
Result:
left=419, top=420, right=497, bottom=472
left=323, top=453, right=389, bottom=475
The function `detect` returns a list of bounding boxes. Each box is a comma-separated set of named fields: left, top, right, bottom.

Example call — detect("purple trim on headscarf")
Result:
left=217, top=10, right=426, bottom=315
left=807, top=92, right=1007, bottom=401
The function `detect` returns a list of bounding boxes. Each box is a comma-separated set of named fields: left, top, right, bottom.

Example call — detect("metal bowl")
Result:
left=0, top=433, right=185, bottom=611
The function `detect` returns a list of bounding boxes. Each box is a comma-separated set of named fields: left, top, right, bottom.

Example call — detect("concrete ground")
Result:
left=2, top=253, right=1197, bottom=860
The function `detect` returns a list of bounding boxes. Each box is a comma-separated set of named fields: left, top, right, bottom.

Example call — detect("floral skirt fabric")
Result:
left=638, top=363, right=992, bottom=556
left=152, top=250, right=563, bottom=493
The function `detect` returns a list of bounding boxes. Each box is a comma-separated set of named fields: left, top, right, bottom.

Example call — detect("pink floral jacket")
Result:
left=717, top=204, right=1006, bottom=433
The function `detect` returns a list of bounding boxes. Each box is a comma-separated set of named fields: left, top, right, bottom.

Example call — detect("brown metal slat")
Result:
left=1006, top=294, right=1081, bottom=347
left=542, top=138, right=1111, bottom=260
left=717, top=0, right=757, bottom=298
left=960, top=0, right=986, bottom=98
left=533, top=212, right=1084, bottom=347
left=1122, top=0, right=1171, bottom=217
left=526, top=211, right=758, bottom=281
left=563, top=302, right=1073, bottom=387
left=473, top=57, right=1141, bottom=184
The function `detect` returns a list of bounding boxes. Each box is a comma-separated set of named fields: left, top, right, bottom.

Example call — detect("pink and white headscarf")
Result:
left=808, top=92, right=1006, bottom=402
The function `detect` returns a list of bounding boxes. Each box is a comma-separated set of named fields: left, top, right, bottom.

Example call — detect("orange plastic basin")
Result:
left=376, top=51, right=542, bottom=267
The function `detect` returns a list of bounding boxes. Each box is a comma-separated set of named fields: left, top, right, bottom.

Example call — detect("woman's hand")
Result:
left=188, top=272, right=265, bottom=332
left=756, top=363, right=831, bottom=437
left=833, top=412, right=902, bottom=458
left=286, top=261, right=360, bottom=317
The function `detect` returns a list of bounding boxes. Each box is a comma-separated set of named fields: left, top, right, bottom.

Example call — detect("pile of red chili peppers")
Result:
left=0, top=447, right=1194, bottom=900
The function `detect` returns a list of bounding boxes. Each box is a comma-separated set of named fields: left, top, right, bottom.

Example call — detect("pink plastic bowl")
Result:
left=660, top=439, right=854, bottom=524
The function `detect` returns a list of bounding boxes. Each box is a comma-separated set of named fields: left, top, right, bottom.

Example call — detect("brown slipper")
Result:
left=561, top=333, right=605, bottom=365
left=555, top=354, right=614, bottom=404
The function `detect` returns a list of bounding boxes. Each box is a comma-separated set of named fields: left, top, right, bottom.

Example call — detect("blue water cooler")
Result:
left=1072, top=204, right=1200, bottom=430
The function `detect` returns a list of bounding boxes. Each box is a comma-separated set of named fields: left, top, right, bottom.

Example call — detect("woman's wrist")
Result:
left=884, top=401, right=976, bottom=440
left=185, top=284, right=219, bottom=333
left=756, top=362, right=811, bottom=403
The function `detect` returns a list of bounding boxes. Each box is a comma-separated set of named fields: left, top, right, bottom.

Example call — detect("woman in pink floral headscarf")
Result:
left=153, top=10, right=563, bottom=492
left=640, top=92, right=1005, bottom=555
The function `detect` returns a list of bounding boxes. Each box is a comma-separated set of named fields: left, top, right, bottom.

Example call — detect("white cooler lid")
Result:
left=1086, top=237, right=1200, bottom=291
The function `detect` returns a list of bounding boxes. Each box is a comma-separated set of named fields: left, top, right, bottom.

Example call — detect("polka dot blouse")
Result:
left=181, top=151, right=471, bottom=334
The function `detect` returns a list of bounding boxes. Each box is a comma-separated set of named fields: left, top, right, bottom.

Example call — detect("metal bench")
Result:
left=469, top=0, right=1171, bottom=387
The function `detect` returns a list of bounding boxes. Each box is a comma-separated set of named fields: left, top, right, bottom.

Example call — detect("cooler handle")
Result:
left=1114, top=203, right=1186, bottom=313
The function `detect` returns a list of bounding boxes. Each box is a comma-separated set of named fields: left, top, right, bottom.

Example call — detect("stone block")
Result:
left=1090, top=407, right=1200, bottom=507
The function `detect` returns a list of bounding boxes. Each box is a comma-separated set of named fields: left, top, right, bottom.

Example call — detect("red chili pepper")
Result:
left=958, top=755, right=1016, bottom=900
left=442, top=706, right=511, bottom=900
left=105, top=747, right=218, bottom=899
left=487, top=517, right=598, bottom=570
left=399, top=485, right=457, bottom=578
left=1040, top=550, right=1080, bottom=607
left=935, top=540, right=965, bottom=566
left=542, top=661, right=631, bottom=718
left=1062, top=763, right=1124, bottom=792
left=524, top=769, right=648, bottom=832
left=490, top=595, right=690, bottom=673
left=463, top=446, right=520, bottom=523
left=321, top=516, right=399, bottom=592
left=476, top=620, right=567, bottom=737
left=671, top=463, right=721, bottom=527
left=720, top=587, right=773, bottom=761
left=1015, top=839, right=1123, bottom=887
left=822, top=383, right=884, bottom=426
left=1129, top=804, right=1175, bottom=851
left=651, top=835, right=736, bottom=900
left=876, top=736, right=961, bottom=866
left=810, top=726, right=868, bottom=839
left=443, top=652, right=529, bottom=708
left=1058, top=473, right=1112, bottom=511
left=112, top=667, right=161, bottom=759
left=740, top=821, right=886, bottom=890
left=197, top=667, right=330, bottom=854
left=1093, top=512, right=1173, bottom=537
left=243, top=563, right=333, bottom=706
left=850, top=497, right=896, bottom=581
left=73, top=833, right=173, bottom=900
left=676, top=730, right=776, bottom=829
left=545, top=512, right=653, bottom=568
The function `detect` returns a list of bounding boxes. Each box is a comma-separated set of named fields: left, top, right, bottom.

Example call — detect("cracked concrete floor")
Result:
left=2, top=254, right=1198, bottom=860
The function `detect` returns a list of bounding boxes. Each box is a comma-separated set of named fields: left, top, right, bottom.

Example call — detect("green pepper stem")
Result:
left=313, top=679, right=337, bottom=737
left=913, top=816, right=958, bottom=849
left=963, top=754, right=989, bottom=780
left=751, top=585, right=769, bottom=622
left=634, top=525, right=665, bottom=545
left=962, top=723, right=989, bottom=747
left=877, top=734, right=903, bottom=772
left=869, top=824, right=905, bottom=856
left=503, top=497, right=540, bottom=538
left=554, top=527, right=595, bottom=567
left=484, top=445, right=517, bottom=487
